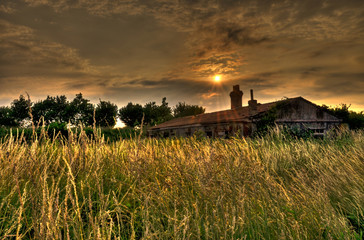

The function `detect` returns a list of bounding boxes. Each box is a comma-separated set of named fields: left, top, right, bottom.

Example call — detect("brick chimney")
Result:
left=230, top=85, right=243, bottom=109
left=248, top=89, right=258, bottom=115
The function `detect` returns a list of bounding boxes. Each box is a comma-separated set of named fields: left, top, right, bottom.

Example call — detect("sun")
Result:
left=214, top=75, right=221, bottom=82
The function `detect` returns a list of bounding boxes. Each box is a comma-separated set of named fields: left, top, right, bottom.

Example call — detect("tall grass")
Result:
left=0, top=129, right=363, bottom=239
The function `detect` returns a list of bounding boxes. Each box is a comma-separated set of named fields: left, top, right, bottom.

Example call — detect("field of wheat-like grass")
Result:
left=0, top=129, right=363, bottom=239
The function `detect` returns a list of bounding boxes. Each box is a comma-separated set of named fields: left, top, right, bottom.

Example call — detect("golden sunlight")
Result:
left=214, top=75, right=221, bottom=82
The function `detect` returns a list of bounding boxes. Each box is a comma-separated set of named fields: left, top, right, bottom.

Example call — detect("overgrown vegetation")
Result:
left=0, top=94, right=206, bottom=128
left=255, top=101, right=364, bottom=137
left=255, top=105, right=278, bottom=134
left=320, top=104, right=364, bottom=130
left=0, top=129, right=363, bottom=239
left=0, top=124, right=142, bottom=142
left=118, top=98, right=205, bottom=127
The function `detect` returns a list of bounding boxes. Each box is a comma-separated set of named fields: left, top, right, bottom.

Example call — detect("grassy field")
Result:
left=0, top=129, right=363, bottom=239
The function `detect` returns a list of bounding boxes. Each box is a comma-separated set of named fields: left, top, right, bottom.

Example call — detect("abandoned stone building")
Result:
left=148, top=85, right=341, bottom=138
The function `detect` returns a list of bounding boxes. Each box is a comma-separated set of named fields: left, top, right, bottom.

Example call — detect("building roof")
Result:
left=149, top=98, right=282, bottom=130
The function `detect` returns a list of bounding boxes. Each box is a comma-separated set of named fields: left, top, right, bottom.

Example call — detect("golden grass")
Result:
left=0, top=130, right=363, bottom=239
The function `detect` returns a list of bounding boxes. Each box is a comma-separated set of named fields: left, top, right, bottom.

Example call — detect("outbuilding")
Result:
left=148, top=85, right=341, bottom=138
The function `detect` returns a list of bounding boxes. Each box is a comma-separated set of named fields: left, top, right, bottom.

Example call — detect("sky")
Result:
left=1, top=0, right=363, bottom=115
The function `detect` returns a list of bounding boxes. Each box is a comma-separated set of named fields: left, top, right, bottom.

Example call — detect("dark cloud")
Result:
left=233, top=77, right=276, bottom=88
left=125, top=79, right=162, bottom=87
left=301, top=67, right=323, bottom=78
left=0, top=1, right=16, bottom=13
left=0, top=0, right=363, bottom=111
left=317, top=73, right=364, bottom=97
left=120, top=78, right=212, bottom=93
left=357, top=56, right=364, bottom=64
left=0, top=19, right=91, bottom=77
left=222, top=24, right=269, bottom=47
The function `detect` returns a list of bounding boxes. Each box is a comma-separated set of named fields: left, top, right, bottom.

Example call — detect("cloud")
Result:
left=189, top=54, right=244, bottom=76
left=19, top=0, right=364, bottom=40
left=314, top=72, right=364, bottom=96
left=0, top=19, right=92, bottom=77
left=0, top=2, right=16, bottom=13
left=0, top=19, right=108, bottom=102
left=0, top=0, right=363, bottom=112
left=20, top=0, right=363, bottom=65
left=201, top=92, right=219, bottom=99
left=16, top=1, right=364, bottom=78
left=23, top=0, right=145, bottom=16
left=116, top=77, right=212, bottom=92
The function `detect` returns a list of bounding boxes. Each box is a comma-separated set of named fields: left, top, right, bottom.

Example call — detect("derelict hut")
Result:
left=148, top=85, right=341, bottom=138
left=148, top=85, right=258, bottom=138
left=260, top=97, right=342, bottom=136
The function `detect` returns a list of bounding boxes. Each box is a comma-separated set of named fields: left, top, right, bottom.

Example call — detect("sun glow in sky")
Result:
left=214, top=75, right=221, bottom=82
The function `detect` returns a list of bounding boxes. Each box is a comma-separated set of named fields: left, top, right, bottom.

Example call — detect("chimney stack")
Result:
left=230, top=85, right=243, bottom=109
left=248, top=89, right=258, bottom=115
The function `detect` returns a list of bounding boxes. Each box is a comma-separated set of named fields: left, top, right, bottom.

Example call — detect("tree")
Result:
left=32, top=95, right=70, bottom=125
left=69, top=93, right=94, bottom=126
left=155, top=97, right=173, bottom=124
left=143, top=102, right=159, bottom=126
left=119, top=98, right=173, bottom=127
left=54, top=95, right=71, bottom=123
left=348, top=111, right=364, bottom=129
left=331, top=104, right=351, bottom=123
left=143, top=97, right=173, bottom=126
left=95, top=100, right=118, bottom=127
left=0, top=107, right=16, bottom=127
left=321, top=104, right=364, bottom=130
left=118, top=103, right=144, bottom=127
left=173, top=102, right=205, bottom=118
left=10, top=95, right=31, bottom=126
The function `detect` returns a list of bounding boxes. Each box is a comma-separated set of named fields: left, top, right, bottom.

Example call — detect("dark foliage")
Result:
left=32, top=95, right=71, bottom=125
left=321, top=104, right=364, bottom=129
left=347, top=111, right=364, bottom=129
left=119, top=98, right=174, bottom=127
left=2, top=94, right=103, bottom=127
left=0, top=126, right=142, bottom=142
left=69, top=93, right=95, bottom=126
left=95, top=100, right=118, bottom=127
left=10, top=95, right=31, bottom=126
left=0, top=107, right=16, bottom=127
left=118, top=102, right=144, bottom=127
left=46, top=122, right=69, bottom=138
left=173, top=102, right=205, bottom=118
left=256, top=105, right=277, bottom=134
left=143, top=97, right=173, bottom=126
left=32, top=93, right=95, bottom=127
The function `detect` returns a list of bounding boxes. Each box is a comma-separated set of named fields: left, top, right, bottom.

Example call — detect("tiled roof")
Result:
left=150, top=99, right=281, bottom=130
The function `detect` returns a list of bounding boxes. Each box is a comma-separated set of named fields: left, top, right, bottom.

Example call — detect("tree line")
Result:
left=1, top=94, right=363, bottom=130
left=0, top=94, right=205, bottom=128
left=320, top=104, right=364, bottom=130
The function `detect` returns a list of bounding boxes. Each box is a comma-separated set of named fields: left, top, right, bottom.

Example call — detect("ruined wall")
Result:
left=149, top=122, right=250, bottom=138
left=272, top=98, right=341, bottom=135
left=275, top=98, right=338, bottom=121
